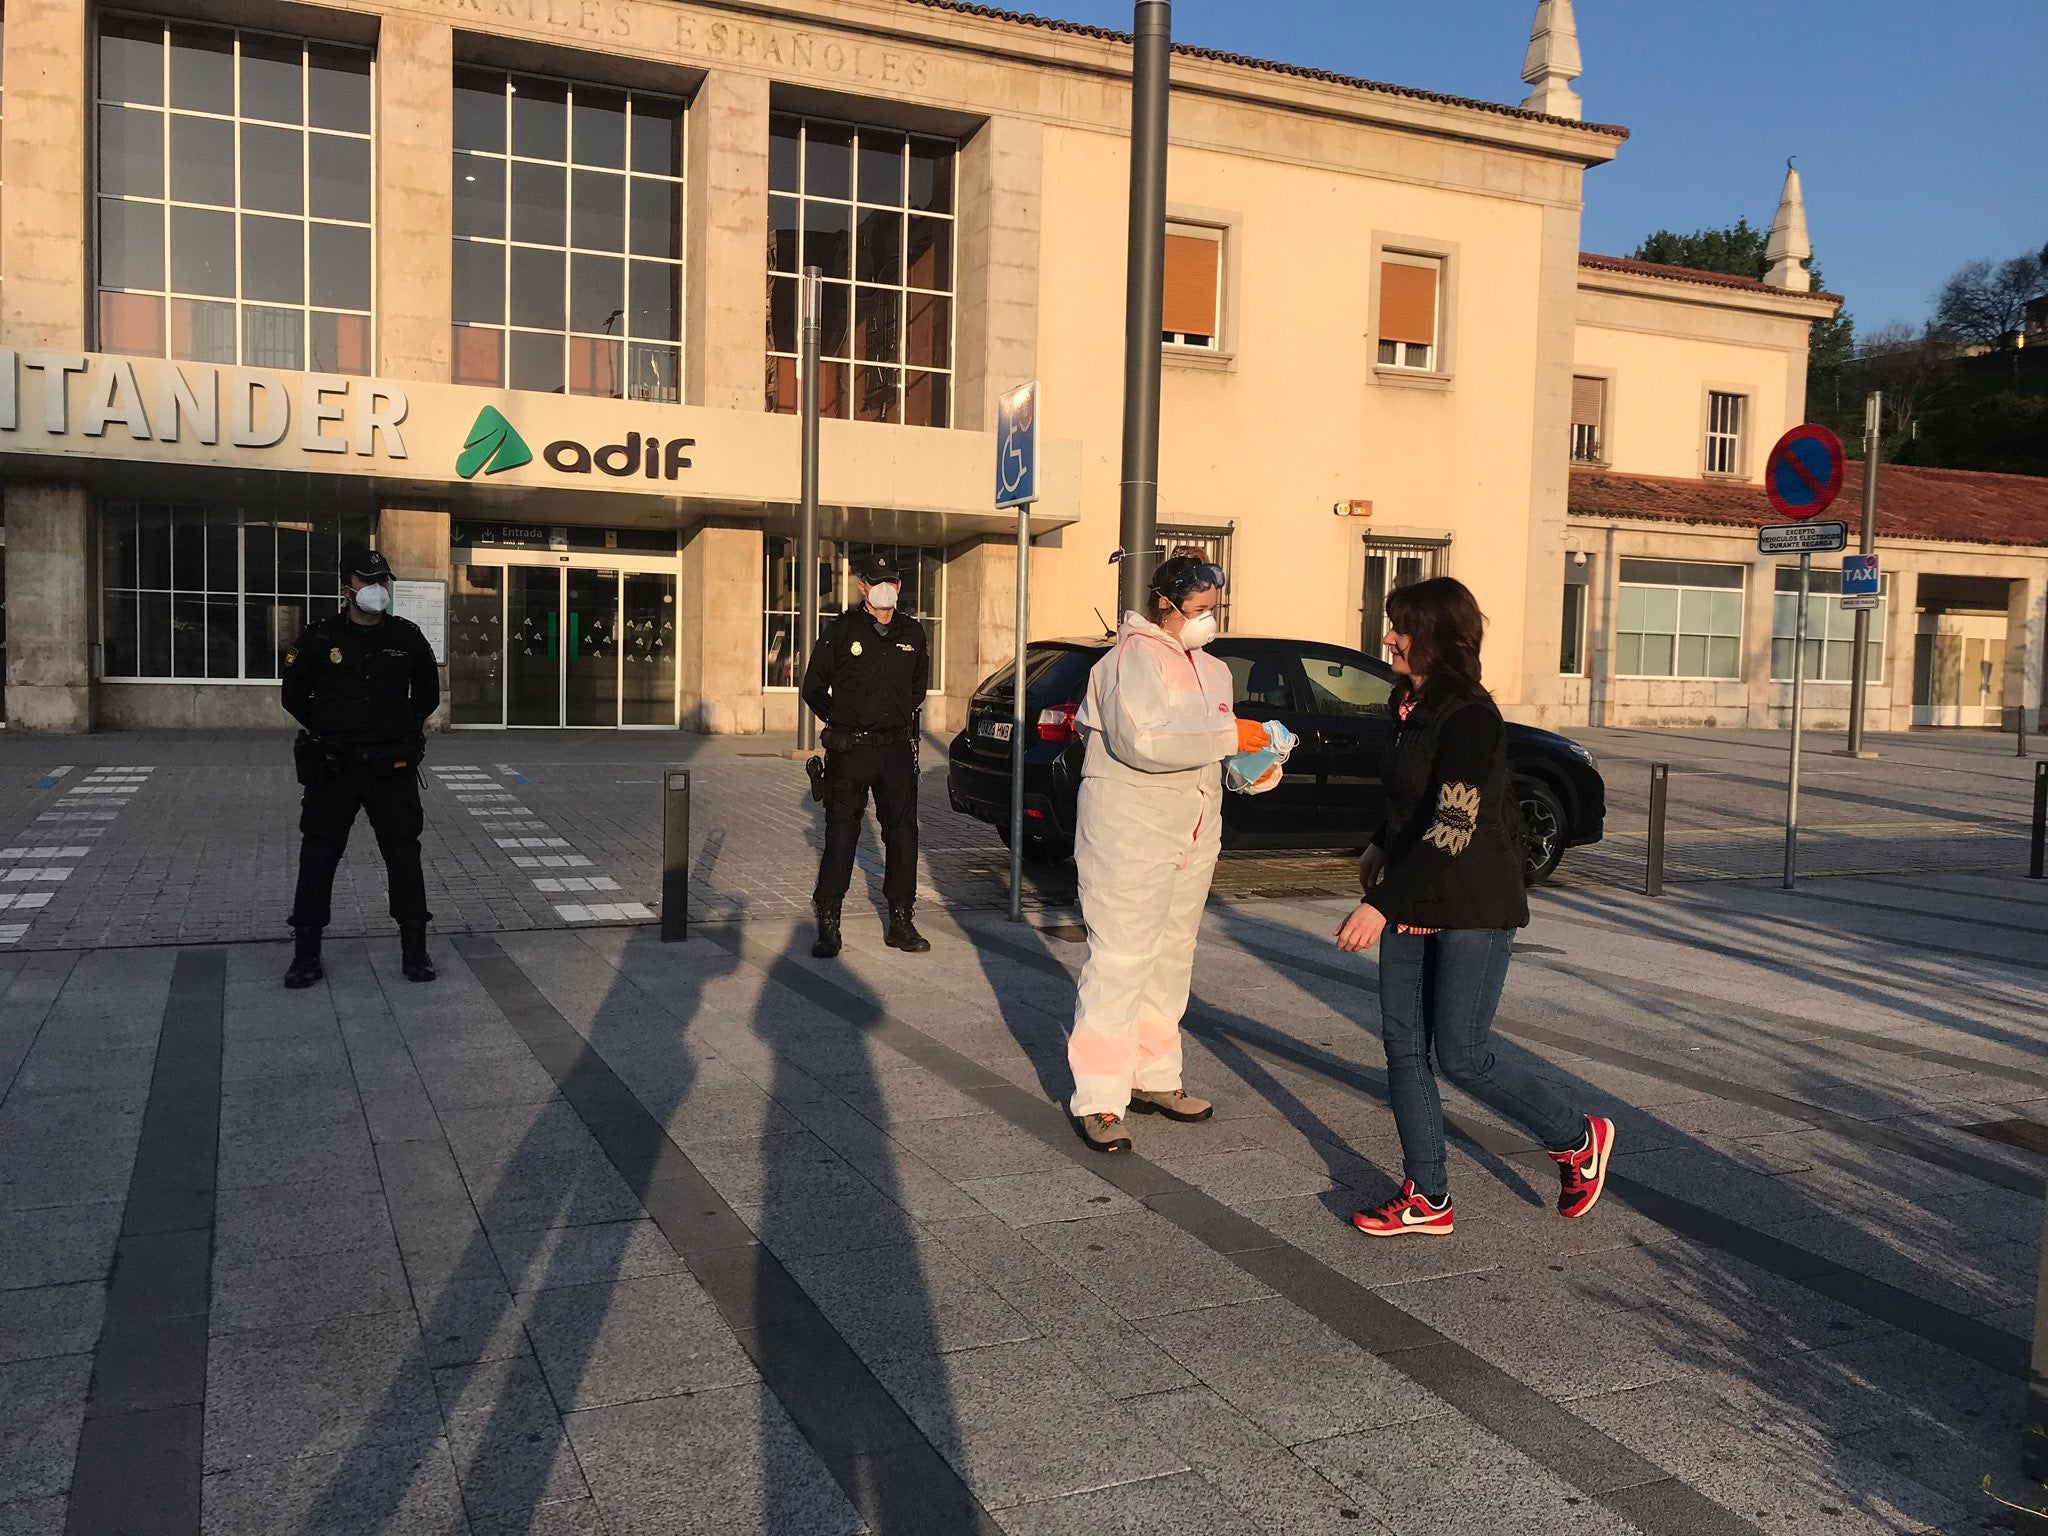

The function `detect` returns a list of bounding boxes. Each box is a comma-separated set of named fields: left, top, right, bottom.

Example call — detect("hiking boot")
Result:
left=1552, top=1115, right=1615, bottom=1219
left=400, top=922, right=436, bottom=983
left=283, top=927, right=323, bottom=990
left=1128, top=1088, right=1214, bottom=1123
left=1350, top=1180, right=1454, bottom=1238
left=884, top=905, right=931, bottom=954
left=811, top=903, right=842, bottom=960
left=1075, top=1112, right=1132, bottom=1154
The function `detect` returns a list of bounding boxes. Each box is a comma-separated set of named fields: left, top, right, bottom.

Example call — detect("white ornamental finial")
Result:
left=1765, top=157, right=1813, bottom=292
left=1520, top=0, right=1583, bottom=120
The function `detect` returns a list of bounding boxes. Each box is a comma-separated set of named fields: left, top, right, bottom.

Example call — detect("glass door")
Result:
left=566, top=567, right=620, bottom=727
left=449, top=565, right=505, bottom=725
left=507, top=566, right=561, bottom=727
left=621, top=572, right=677, bottom=726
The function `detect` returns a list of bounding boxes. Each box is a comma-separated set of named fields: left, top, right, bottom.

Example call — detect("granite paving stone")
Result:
left=0, top=1201, right=123, bottom=1291
left=1139, top=1297, right=1442, bottom=1447
left=781, top=1236, right=1041, bottom=1363
left=871, top=1337, right=1191, bottom=1510
left=993, top=1469, right=1266, bottom=1536
left=958, top=1165, right=1146, bottom=1228
left=521, top=1273, right=756, bottom=1411
left=0, top=1354, right=92, bottom=1501
left=202, top=1312, right=443, bottom=1472
left=0, top=1283, right=106, bottom=1366
left=1017, top=1209, right=1276, bottom=1320
left=196, top=1439, right=469, bottom=1536
left=0, top=1497, right=65, bottom=1536
left=485, top=1219, right=689, bottom=1294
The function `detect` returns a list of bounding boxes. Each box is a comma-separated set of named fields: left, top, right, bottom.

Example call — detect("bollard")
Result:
left=2019, top=708, right=2029, bottom=759
left=661, top=768, right=690, bottom=941
left=2031, top=760, right=2046, bottom=882
left=1645, top=763, right=1669, bottom=897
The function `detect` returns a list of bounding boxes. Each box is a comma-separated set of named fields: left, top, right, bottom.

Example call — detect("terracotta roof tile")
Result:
left=898, top=0, right=1630, bottom=137
left=1569, top=466, right=2048, bottom=549
left=1579, top=252, right=1842, bottom=306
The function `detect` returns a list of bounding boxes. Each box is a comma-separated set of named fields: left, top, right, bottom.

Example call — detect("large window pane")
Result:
left=629, top=261, right=678, bottom=342
left=240, top=34, right=303, bottom=125
left=629, top=179, right=680, bottom=260
left=100, top=200, right=166, bottom=292
left=512, top=77, right=567, bottom=160
left=309, top=133, right=371, bottom=223
left=99, top=106, right=164, bottom=198
left=454, top=152, right=506, bottom=237
left=569, top=253, right=624, bottom=334
left=510, top=331, right=564, bottom=394
left=102, top=19, right=166, bottom=107
left=171, top=206, right=235, bottom=296
left=241, top=123, right=304, bottom=215
left=241, top=214, right=305, bottom=304
left=631, top=98, right=683, bottom=177
left=454, top=69, right=507, bottom=153
left=170, top=114, right=234, bottom=206
left=512, top=161, right=567, bottom=246
left=858, top=133, right=905, bottom=205
left=572, top=88, right=627, bottom=168
left=172, top=299, right=238, bottom=363
left=310, top=224, right=371, bottom=311
left=308, top=44, right=370, bottom=133
left=805, top=123, right=852, bottom=200
left=243, top=306, right=303, bottom=370
left=509, top=246, right=565, bottom=331
left=453, top=242, right=507, bottom=325
left=168, top=27, right=232, bottom=110
left=571, top=168, right=625, bottom=251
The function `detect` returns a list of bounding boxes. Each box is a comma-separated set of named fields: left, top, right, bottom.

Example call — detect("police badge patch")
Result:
left=330, top=648, right=344, bottom=663
left=851, top=640, right=863, bottom=656
left=284, top=648, right=297, bottom=667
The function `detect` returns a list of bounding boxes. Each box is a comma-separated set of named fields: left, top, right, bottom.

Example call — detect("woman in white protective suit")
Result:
left=1067, top=556, right=1281, bottom=1153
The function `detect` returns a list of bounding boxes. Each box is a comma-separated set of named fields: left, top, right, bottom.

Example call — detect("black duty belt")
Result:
left=824, top=726, right=914, bottom=749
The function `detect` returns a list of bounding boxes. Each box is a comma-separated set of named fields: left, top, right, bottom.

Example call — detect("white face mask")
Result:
left=866, top=582, right=900, bottom=612
left=1176, top=611, right=1219, bottom=651
left=351, top=582, right=391, bottom=615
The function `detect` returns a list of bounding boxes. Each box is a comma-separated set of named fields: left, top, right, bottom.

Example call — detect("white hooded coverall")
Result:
left=1067, top=612, right=1241, bottom=1119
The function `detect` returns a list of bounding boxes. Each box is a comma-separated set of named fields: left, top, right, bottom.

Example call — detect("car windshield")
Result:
left=972, top=646, right=1099, bottom=704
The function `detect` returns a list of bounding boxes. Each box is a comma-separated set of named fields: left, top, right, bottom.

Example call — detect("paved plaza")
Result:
left=1, top=726, right=2045, bottom=1534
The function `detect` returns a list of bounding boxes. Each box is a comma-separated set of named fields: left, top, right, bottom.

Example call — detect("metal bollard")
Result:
left=2031, top=760, right=2046, bottom=882
left=2018, top=708, right=2029, bottom=759
left=1645, top=763, right=1669, bottom=897
left=662, top=768, right=690, bottom=941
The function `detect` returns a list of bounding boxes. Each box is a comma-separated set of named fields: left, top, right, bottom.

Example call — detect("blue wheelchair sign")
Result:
left=995, top=382, right=1039, bottom=509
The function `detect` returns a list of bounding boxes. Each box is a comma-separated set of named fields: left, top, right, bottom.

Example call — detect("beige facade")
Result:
left=0, top=0, right=2035, bottom=736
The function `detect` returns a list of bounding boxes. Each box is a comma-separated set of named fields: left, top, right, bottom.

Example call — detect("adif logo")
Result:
left=457, top=407, right=532, bottom=479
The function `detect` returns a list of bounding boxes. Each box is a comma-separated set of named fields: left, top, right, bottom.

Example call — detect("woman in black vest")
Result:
left=1334, top=578, right=1614, bottom=1237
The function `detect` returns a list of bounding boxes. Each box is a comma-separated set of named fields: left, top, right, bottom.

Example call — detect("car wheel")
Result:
left=1517, top=780, right=1567, bottom=885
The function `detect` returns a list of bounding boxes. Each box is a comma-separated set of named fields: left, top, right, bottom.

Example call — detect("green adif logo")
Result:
left=457, top=406, right=533, bottom=479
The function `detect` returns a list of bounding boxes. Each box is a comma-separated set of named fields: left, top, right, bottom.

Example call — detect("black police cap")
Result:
left=339, top=547, right=393, bottom=582
left=857, top=552, right=904, bottom=583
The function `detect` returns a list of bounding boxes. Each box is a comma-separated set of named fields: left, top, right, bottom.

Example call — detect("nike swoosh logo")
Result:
left=1578, top=1155, right=1600, bottom=1179
left=1400, top=1206, right=1442, bottom=1225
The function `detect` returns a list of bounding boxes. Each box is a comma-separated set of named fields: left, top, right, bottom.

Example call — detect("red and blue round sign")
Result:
left=1765, top=425, right=1846, bottom=520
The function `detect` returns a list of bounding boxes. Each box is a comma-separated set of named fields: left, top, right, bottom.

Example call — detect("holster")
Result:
left=293, top=731, right=346, bottom=789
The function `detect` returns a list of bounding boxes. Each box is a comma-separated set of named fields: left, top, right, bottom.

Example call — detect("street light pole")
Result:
left=1116, top=0, right=1170, bottom=618
left=1845, top=391, right=1881, bottom=757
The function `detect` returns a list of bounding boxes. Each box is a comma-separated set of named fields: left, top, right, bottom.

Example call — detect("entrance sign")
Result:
left=1765, top=424, right=1846, bottom=520
left=1841, top=554, right=1880, bottom=612
left=1758, top=520, right=1847, bottom=555
left=996, top=380, right=1042, bottom=920
left=995, top=382, right=1039, bottom=510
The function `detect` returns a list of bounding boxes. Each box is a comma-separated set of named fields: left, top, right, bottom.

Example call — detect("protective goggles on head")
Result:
left=1151, top=562, right=1227, bottom=601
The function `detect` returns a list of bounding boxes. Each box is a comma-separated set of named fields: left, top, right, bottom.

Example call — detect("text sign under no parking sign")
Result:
left=1757, top=520, right=1848, bottom=555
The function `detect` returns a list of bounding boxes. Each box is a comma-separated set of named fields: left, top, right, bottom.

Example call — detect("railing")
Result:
left=1570, top=424, right=1602, bottom=464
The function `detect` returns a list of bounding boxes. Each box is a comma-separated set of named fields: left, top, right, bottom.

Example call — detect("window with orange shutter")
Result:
left=1162, top=225, right=1222, bottom=349
left=1377, top=255, right=1441, bottom=372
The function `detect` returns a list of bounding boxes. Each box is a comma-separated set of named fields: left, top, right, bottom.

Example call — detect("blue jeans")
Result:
left=1376, top=928, right=1584, bottom=1202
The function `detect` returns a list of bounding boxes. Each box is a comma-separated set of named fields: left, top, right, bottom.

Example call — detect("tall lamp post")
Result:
left=1116, top=1, right=1171, bottom=617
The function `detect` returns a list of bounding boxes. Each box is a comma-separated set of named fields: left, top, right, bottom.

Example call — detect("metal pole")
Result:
left=1784, top=552, right=1810, bottom=889
left=1008, top=505, right=1031, bottom=921
left=2031, top=760, right=2046, bottom=881
left=796, top=266, right=822, bottom=754
left=2017, top=703, right=2027, bottom=758
left=1845, top=391, right=1881, bottom=755
left=1116, top=0, right=1170, bottom=618
left=1645, top=762, right=1668, bottom=897
left=660, top=769, right=690, bottom=942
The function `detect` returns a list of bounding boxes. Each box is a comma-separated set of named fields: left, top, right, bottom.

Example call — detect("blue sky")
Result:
left=994, top=0, right=2046, bottom=336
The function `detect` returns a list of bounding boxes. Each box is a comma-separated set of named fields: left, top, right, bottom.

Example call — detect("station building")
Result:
left=0, top=0, right=2041, bottom=735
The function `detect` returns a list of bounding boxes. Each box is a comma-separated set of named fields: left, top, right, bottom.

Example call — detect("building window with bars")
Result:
left=1376, top=253, right=1442, bottom=372
left=450, top=69, right=684, bottom=402
left=762, top=538, right=944, bottom=690
left=1570, top=375, right=1607, bottom=464
left=1615, top=559, right=1744, bottom=679
left=1161, top=225, right=1222, bottom=350
left=94, top=16, right=374, bottom=373
left=766, top=117, right=955, bottom=427
left=1772, top=568, right=1885, bottom=682
left=1704, top=390, right=1746, bottom=476
left=100, top=504, right=375, bottom=681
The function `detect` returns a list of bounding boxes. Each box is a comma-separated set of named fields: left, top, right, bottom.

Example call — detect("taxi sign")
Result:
left=1841, top=553, right=1880, bottom=611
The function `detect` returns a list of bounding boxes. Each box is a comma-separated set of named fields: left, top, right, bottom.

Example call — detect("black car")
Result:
left=946, top=635, right=1605, bottom=883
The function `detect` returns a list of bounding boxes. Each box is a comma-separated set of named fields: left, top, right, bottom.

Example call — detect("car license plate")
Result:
left=978, top=719, right=1013, bottom=742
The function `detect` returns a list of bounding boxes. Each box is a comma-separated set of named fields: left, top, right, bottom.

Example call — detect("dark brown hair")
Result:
left=1385, top=577, right=1487, bottom=705
left=1143, top=555, right=1221, bottom=625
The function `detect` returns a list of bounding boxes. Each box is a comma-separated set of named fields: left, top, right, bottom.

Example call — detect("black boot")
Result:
left=885, top=905, right=931, bottom=954
left=400, top=922, right=436, bottom=983
left=283, top=927, right=323, bottom=989
left=811, top=903, right=842, bottom=960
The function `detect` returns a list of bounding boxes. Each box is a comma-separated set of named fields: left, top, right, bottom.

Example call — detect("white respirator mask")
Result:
left=866, top=582, right=901, bottom=611
left=1175, top=611, right=1219, bottom=651
left=351, top=582, right=391, bottom=615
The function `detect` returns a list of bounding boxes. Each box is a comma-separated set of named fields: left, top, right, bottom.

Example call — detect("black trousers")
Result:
left=289, top=759, right=431, bottom=931
left=813, top=738, right=919, bottom=910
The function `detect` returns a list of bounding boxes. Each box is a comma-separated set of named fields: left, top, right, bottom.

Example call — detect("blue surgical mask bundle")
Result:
left=1224, top=719, right=1297, bottom=794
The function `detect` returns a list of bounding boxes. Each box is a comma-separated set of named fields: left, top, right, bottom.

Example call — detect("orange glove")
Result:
left=1235, top=718, right=1270, bottom=753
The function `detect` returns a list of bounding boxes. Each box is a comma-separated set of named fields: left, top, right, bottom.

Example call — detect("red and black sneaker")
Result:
left=1552, top=1115, right=1616, bottom=1219
left=1350, top=1180, right=1454, bottom=1238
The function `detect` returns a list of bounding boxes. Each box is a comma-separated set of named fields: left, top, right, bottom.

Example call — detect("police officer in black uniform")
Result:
left=280, top=547, right=441, bottom=988
left=802, top=552, right=933, bottom=959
